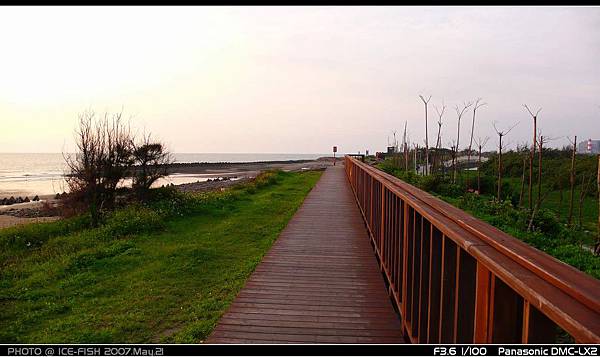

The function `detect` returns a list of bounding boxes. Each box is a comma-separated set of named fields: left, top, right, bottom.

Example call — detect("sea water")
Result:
left=0, top=153, right=327, bottom=197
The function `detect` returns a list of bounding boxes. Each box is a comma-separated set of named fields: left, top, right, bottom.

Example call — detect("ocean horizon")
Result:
left=0, top=152, right=330, bottom=197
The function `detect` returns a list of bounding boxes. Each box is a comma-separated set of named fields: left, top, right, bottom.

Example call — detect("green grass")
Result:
left=503, top=177, right=599, bottom=235
left=0, top=170, right=322, bottom=343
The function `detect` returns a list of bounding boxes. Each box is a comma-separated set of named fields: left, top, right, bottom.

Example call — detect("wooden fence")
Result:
left=344, top=155, right=600, bottom=343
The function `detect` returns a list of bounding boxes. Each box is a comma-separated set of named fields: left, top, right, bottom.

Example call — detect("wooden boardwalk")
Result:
left=207, top=165, right=404, bottom=344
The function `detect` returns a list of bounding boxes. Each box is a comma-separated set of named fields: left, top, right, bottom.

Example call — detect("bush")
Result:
left=531, top=208, right=563, bottom=238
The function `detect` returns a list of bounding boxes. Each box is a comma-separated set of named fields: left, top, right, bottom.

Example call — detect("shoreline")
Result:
left=0, top=157, right=335, bottom=229
left=0, top=157, right=335, bottom=199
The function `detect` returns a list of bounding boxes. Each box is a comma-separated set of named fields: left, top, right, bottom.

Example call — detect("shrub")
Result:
left=530, top=208, right=563, bottom=238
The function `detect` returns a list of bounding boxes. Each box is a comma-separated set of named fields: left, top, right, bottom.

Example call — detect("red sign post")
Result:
left=333, top=146, right=337, bottom=166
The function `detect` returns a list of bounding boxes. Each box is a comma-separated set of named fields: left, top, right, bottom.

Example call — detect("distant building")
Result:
left=577, top=139, right=600, bottom=154
left=387, top=146, right=397, bottom=154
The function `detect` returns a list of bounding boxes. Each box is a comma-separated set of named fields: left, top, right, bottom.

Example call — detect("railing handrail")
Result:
left=344, top=155, right=600, bottom=343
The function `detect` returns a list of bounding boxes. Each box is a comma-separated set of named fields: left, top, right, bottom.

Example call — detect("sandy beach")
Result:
left=0, top=215, right=61, bottom=229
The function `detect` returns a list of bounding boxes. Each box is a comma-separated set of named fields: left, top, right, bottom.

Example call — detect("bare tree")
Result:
left=64, top=110, right=134, bottom=225
left=453, top=101, right=474, bottom=183
left=392, top=130, right=399, bottom=168
left=493, top=121, right=518, bottom=201
left=517, top=143, right=529, bottom=207
left=414, top=143, right=419, bottom=173
left=468, top=98, right=487, bottom=167
left=537, top=136, right=545, bottom=208
left=524, top=104, right=542, bottom=210
left=64, top=111, right=102, bottom=224
left=568, top=136, right=578, bottom=226
left=450, top=139, right=457, bottom=180
left=466, top=99, right=486, bottom=189
left=419, top=95, right=432, bottom=175
left=433, top=102, right=446, bottom=174
left=402, top=122, right=409, bottom=172
left=475, top=136, right=489, bottom=193
left=528, top=190, right=551, bottom=233
left=102, top=112, right=134, bottom=209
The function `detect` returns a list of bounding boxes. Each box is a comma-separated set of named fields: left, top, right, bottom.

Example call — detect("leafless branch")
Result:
left=419, top=94, right=432, bottom=105
left=523, top=104, right=542, bottom=118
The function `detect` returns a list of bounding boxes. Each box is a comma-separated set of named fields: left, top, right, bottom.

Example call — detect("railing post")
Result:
left=380, top=185, right=386, bottom=266
left=401, top=200, right=409, bottom=333
left=370, top=176, right=374, bottom=230
left=473, top=262, right=491, bottom=343
left=522, top=301, right=531, bottom=343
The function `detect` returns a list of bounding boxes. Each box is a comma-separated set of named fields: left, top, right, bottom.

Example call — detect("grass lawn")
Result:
left=0, top=170, right=322, bottom=343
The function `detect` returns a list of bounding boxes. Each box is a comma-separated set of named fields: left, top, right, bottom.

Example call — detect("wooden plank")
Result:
left=473, top=263, right=491, bottom=343
left=206, top=165, right=404, bottom=344
left=218, top=316, right=402, bottom=330
left=211, top=330, right=402, bottom=344
left=215, top=324, right=403, bottom=337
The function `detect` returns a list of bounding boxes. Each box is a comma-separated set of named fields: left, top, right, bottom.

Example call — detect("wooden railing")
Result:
left=344, top=155, right=600, bottom=343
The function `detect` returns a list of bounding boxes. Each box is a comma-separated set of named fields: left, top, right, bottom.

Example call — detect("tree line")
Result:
left=384, top=96, right=600, bottom=255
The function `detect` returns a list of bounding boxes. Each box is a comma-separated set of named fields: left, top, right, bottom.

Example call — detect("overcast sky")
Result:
left=1, top=6, right=599, bottom=154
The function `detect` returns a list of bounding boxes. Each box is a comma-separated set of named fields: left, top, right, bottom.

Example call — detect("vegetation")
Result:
left=0, top=170, right=322, bottom=343
left=65, top=110, right=172, bottom=226
left=378, top=94, right=600, bottom=282
left=377, top=154, right=600, bottom=280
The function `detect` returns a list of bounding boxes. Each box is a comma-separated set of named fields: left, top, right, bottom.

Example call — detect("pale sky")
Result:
left=1, top=6, right=599, bottom=154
